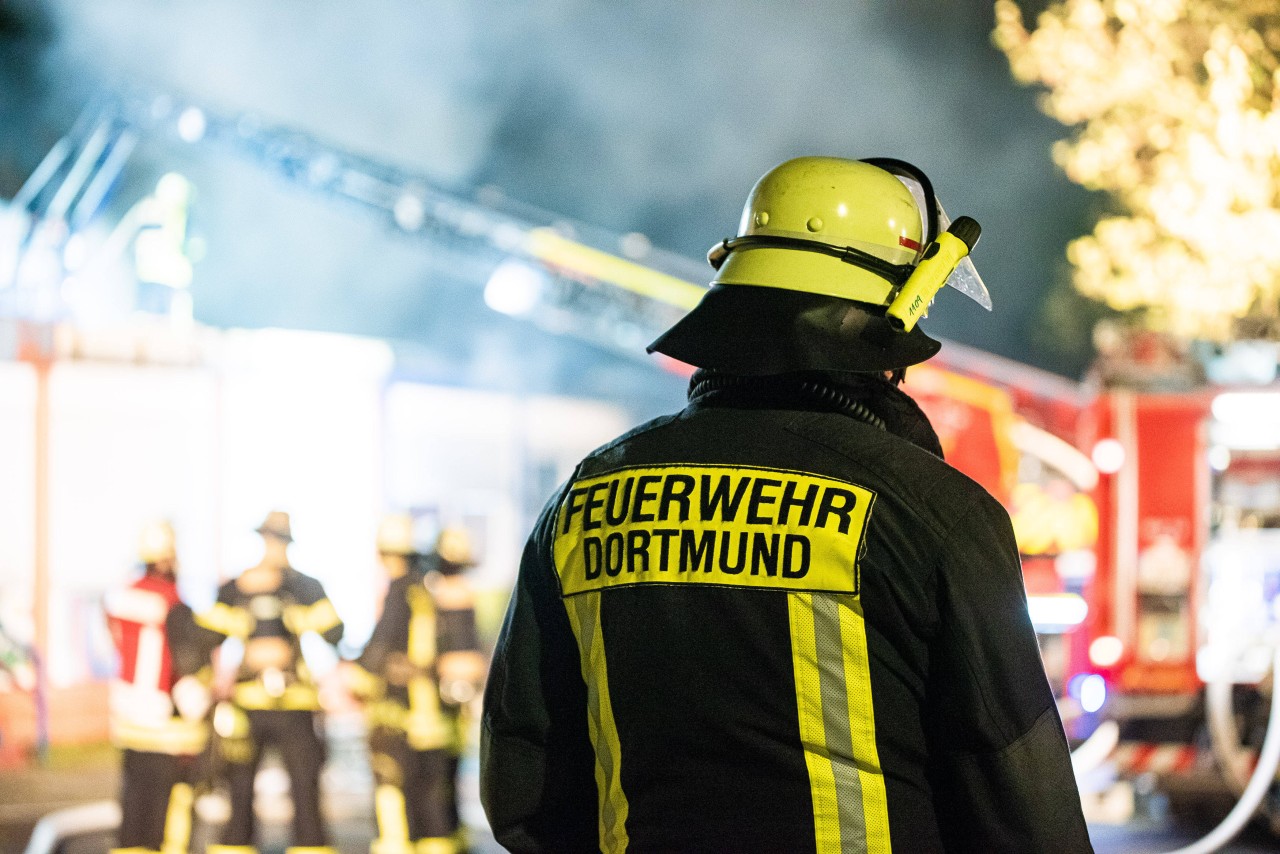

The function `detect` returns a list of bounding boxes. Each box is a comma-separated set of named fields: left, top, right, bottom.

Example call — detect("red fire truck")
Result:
left=917, top=338, right=1280, bottom=815
left=1073, top=385, right=1279, bottom=810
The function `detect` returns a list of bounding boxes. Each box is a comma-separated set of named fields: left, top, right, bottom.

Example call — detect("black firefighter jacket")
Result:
left=480, top=387, right=1094, bottom=854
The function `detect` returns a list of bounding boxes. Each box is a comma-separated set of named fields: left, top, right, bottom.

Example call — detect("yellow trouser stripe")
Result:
left=565, top=592, right=629, bottom=854
left=373, top=785, right=412, bottom=852
left=789, top=591, right=892, bottom=853
left=414, top=839, right=457, bottom=854
left=161, top=782, right=194, bottom=854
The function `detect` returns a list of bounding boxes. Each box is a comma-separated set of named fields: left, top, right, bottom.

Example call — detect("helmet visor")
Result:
left=896, top=176, right=993, bottom=312
left=936, top=200, right=992, bottom=310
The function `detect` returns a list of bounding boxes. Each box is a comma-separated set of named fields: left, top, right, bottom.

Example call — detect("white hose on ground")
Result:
left=22, top=800, right=120, bottom=854
left=1163, top=642, right=1280, bottom=854
left=1206, top=663, right=1252, bottom=795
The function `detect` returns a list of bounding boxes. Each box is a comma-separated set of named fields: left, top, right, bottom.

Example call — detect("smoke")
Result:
left=4, top=0, right=1094, bottom=380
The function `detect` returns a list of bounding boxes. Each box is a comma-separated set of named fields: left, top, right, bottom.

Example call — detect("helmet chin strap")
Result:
left=709, top=233, right=914, bottom=286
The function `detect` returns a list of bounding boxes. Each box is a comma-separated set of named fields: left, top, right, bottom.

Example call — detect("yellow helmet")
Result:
left=138, top=520, right=177, bottom=566
left=711, top=157, right=923, bottom=305
left=434, top=526, right=476, bottom=567
left=376, top=513, right=419, bottom=556
left=649, top=156, right=989, bottom=374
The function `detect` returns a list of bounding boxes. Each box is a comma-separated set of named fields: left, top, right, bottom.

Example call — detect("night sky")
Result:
left=0, top=0, right=1102, bottom=402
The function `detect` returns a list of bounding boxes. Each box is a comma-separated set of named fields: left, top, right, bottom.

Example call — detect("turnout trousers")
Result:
left=115, top=749, right=197, bottom=854
left=218, top=709, right=328, bottom=850
left=368, top=726, right=465, bottom=854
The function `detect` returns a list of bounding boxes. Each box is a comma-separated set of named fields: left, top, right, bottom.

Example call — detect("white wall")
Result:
left=383, top=384, right=629, bottom=590
left=47, top=362, right=220, bottom=684
left=0, top=362, right=36, bottom=649
left=2, top=326, right=631, bottom=683
left=216, top=329, right=392, bottom=653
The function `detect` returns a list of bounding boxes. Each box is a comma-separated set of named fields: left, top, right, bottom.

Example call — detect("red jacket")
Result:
left=104, top=573, right=207, bottom=754
left=106, top=574, right=182, bottom=692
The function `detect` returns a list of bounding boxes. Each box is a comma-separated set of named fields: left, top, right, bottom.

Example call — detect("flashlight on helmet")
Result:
left=886, top=216, right=981, bottom=333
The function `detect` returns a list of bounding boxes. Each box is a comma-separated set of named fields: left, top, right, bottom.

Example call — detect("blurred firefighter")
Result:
left=103, top=520, right=211, bottom=854
left=480, top=157, right=1093, bottom=852
left=350, top=516, right=486, bottom=854
left=195, top=511, right=345, bottom=854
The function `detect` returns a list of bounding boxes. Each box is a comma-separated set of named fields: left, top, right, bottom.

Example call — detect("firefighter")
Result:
left=351, top=516, right=486, bottom=854
left=197, top=511, right=344, bottom=854
left=104, top=520, right=210, bottom=854
left=480, top=157, right=1094, bottom=852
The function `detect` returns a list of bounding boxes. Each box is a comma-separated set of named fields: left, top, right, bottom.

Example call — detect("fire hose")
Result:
left=1163, top=639, right=1280, bottom=854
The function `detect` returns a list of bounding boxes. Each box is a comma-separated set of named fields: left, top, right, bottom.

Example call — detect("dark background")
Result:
left=0, top=0, right=1104, bottom=395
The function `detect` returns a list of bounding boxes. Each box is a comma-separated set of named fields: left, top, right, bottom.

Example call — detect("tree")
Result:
left=993, top=0, right=1280, bottom=341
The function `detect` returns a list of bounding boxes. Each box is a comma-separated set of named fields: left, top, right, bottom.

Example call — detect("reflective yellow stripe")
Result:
left=564, top=592, right=629, bottom=854
left=285, top=599, right=343, bottom=635
left=414, top=839, right=458, bottom=854
left=366, top=699, right=410, bottom=730
left=206, top=846, right=257, bottom=854
left=196, top=603, right=254, bottom=638
left=110, top=718, right=208, bottom=755
left=401, top=587, right=450, bottom=749
left=232, top=680, right=320, bottom=710
left=406, top=587, right=436, bottom=667
left=372, top=784, right=412, bottom=853
left=366, top=699, right=460, bottom=751
left=789, top=591, right=892, bottom=854
left=837, top=595, right=891, bottom=854
left=406, top=677, right=453, bottom=750
left=349, top=663, right=385, bottom=699
left=789, top=592, right=842, bottom=852
left=161, top=783, right=194, bottom=854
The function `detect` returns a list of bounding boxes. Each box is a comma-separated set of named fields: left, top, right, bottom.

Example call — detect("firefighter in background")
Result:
left=480, top=157, right=1093, bottom=851
left=104, top=520, right=211, bottom=854
left=351, top=516, right=486, bottom=854
left=196, top=511, right=345, bottom=854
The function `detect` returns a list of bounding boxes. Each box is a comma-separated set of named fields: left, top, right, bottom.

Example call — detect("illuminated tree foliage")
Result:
left=994, top=0, right=1280, bottom=340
